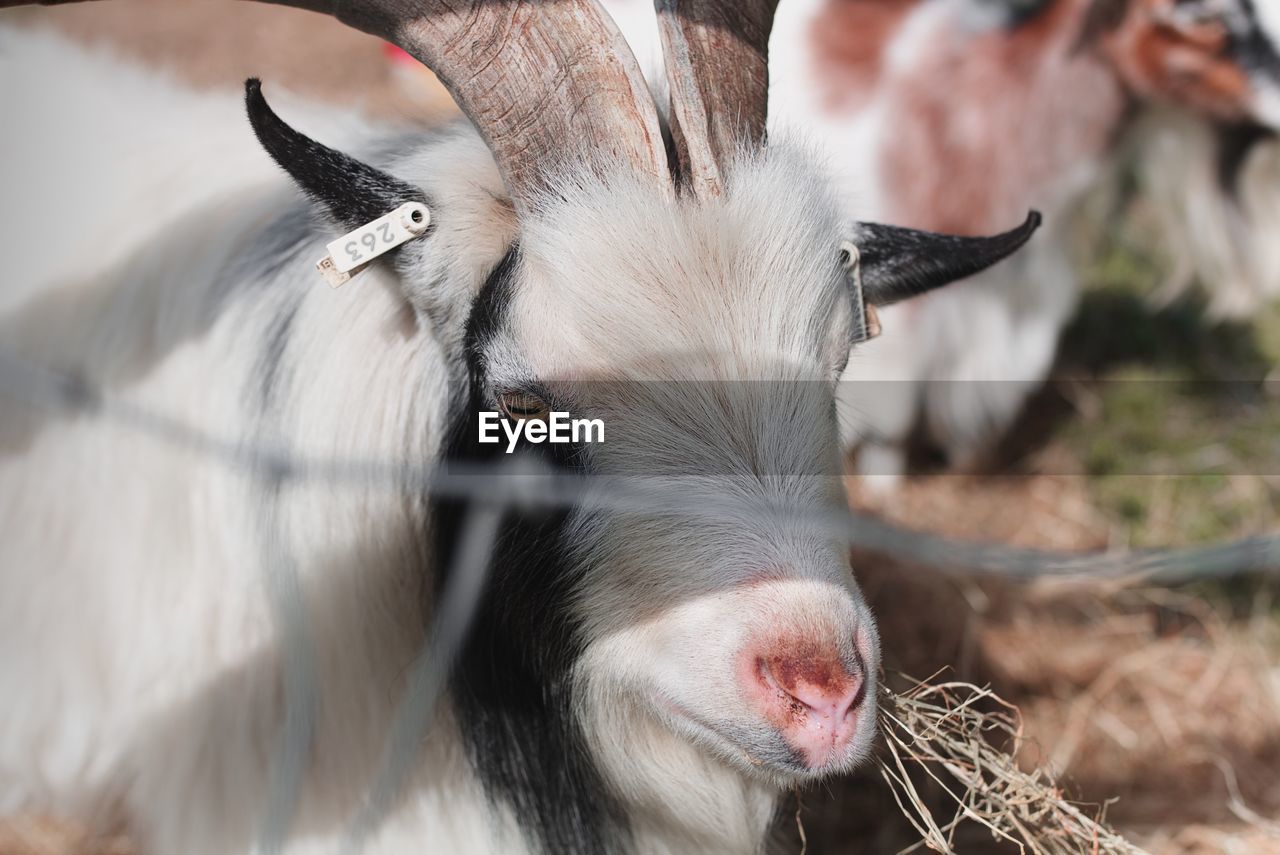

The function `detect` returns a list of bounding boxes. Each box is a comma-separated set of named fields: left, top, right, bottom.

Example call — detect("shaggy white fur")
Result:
left=0, top=27, right=879, bottom=855
left=1137, top=111, right=1280, bottom=319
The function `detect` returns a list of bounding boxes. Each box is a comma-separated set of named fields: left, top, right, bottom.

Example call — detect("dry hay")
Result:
left=871, top=588, right=1280, bottom=855
left=877, top=675, right=1146, bottom=855
left=985, top=588, right=1280, bottom=855
left=846, top=530, right=1280, bottom=855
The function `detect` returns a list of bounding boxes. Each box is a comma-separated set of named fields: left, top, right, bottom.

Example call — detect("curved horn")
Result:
left=852, top=211, right=1044, bottom=306
left=656, top=0, right=779, bottom=196
left=5, top=0, right=673, bottom=210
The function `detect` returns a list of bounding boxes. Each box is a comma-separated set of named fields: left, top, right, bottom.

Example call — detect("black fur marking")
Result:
left=1236, top=0, right=1280, bottom=85
left=1216, top=121, right=1274, bottom=197
left=997, top=0, right=1056, bottom=29
left=244, top=79, right=427, bottom=231
left=257, top=296, right=301, bottom=409
left=1075, top=0, right=1129, bottom=50
left=852, top=211, right=1041, bottom=308
left=1206, top=0, right=1280, bottom=199
left=199, top=201, right=315, bottom=322
left=246, top=206, right=321, bottom=287
left=218, top=204, right=315, bottom=410
left=436, top=249, right=629, bottom=855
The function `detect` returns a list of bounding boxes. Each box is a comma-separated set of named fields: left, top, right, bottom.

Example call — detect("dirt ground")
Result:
left=2, top=3, right=1277, bottom=853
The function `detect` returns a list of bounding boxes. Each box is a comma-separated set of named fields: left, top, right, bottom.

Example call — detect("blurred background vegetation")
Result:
left=1059, top=198, right=1280, bottom=547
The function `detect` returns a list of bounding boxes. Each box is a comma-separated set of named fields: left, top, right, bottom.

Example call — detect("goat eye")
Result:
left=498, top=390, right=550, bottom=421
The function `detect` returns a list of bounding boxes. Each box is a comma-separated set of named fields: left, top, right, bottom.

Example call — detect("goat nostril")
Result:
left=758, top=655, right=863, bottom=719
left=758, top=658, right=816, bottom=715
left=757, top=657, right=788, bottom=699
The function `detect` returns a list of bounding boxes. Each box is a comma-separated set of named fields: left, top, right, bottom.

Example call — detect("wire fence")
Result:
left=4, top=345, right=1277, bottom=585
left=1, top=343, right=1278, bottom=852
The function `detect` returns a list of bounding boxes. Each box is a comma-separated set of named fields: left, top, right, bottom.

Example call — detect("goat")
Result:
left=0, top=2, right=1038, bottom=853
left=761, top=0, right=1280, bottom=480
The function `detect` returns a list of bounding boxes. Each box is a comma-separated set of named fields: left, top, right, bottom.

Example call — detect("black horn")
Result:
left=850, top=211, right=1042, bottom=307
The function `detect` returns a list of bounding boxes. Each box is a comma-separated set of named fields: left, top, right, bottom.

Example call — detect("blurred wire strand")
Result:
left=340, top=504, right=501, bottom=854
left=2, top=343, right=1275, bottom=850
left=2, top=345, right=1276, bottom=585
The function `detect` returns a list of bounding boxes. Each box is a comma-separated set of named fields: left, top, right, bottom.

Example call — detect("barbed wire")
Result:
left=256, top=475, right=319, bottom=855
left=339, top=504, right=500, bottom=855
left=2, top=345, right=1277, bottom=585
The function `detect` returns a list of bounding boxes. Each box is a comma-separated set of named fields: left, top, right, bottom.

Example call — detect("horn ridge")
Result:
left=656, top=0, right=780, bottom=196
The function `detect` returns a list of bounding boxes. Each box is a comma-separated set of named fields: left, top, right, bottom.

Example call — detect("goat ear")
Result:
left=847, top=212, right=1041, bottom=307
left=244, top=79, right=426, bottom=231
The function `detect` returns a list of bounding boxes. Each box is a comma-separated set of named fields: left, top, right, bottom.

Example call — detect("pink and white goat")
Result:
left=766, top=0, right=1280, bottom=480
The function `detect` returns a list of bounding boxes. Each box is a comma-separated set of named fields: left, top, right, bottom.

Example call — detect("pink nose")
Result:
left=753, top=651, right=864, bottom=768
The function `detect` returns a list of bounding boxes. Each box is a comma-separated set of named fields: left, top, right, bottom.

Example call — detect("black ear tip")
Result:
left=1001, top=209, right=1042, bottom=250
left=244, top=79, right=278, bottom=138
left=244, top=78, right=265, bottom=111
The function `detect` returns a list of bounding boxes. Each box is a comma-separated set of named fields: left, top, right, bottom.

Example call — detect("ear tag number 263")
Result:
left=316, top=201, right=431, bottom=288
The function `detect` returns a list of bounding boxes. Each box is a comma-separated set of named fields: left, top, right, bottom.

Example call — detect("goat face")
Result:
left=1097, top=0, right=1280, bottom=126
left=467, top=152, right=877, bottom=786
left=443, top=151, right=1037, bottom=793
left=247, top=86, right=1037, bottom=850
left=441, top=165, right=1038, bottom=855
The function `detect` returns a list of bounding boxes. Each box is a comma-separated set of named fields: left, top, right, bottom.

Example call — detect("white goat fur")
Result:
left=1137, top=112, right=1280, bottom=319
left=0, top=28, right=880, bottom=855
